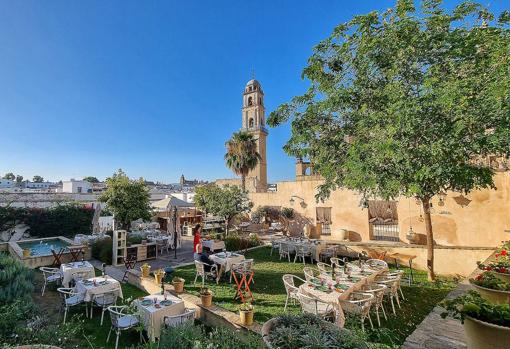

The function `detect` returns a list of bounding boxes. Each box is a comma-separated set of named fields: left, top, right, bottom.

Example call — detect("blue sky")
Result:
left=0, top=1, right=507, bottom=183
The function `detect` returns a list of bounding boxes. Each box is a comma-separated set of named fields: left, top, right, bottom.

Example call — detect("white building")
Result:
left=0, top=179, right=14, bottom=189
left=25, top=181, right=52, bottom=189
left=62, top=179, right=92, bottom=194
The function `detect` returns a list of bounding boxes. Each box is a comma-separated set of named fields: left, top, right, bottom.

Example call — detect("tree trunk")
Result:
left=421, top=197, right=435, bottom=281
left=241, top=175, right=246, bottom=192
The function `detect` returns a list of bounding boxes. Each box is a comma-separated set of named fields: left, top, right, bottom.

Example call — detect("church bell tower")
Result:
left=242, top=79, right=268, bottom=192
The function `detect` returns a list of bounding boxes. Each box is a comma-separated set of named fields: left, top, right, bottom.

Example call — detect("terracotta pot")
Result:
left=471, top=282, right=510, bottom=305
left=464, top=316, right=510, bottom=349
left=140, top=264, right=151, bottom=278
left=239, top=308, right=254, bottom=326
left=493, top=271, right=510, bottom=284
left=22, top=249, right=31, bottom=258
left=201, top=292, right=213, bottom=307
left=154, top=272, right=165, bottom=284
left=173, top=280, right=184, bottom=293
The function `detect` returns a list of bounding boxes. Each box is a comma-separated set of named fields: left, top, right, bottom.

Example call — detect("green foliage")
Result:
left=99, top=169, right=152, bottom=229
left=2, top=173, right=15, bottom=180
left=269, top=313, right=367, bottom=349
left=91, top=237, right=113, bottom=264
left=154, top=322, right=264, bottom=349
left=15, top=175, right=23, bottom=183
left=224, top=130, right=261, bottom=191
left=441, top=290, right=510, bottom=327
left=0, top=254, right=34, bottom=305
left=83, top=176, right=99, bottom=183
left=281, top=207, right=295, bottom=219
left=223, top=231, right=262, bottom=251
left=470, top=272, right=510, bottom=291
left=127, top=234, right=143, bottom=246
left=0, top=204, right=94, bottom=238
left=194, top=184, right=253, bottom=229
left=32, top=175, right=44, bottom=183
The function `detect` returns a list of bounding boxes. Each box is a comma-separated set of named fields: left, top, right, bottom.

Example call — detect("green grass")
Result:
left=173, top=246, right=456, bottom=347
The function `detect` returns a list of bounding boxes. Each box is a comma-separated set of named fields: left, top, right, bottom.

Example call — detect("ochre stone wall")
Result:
left=249, top=172, right=510, bottom=248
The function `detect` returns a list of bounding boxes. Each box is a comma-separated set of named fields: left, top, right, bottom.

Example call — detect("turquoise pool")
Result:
left=18, top=239, right=70, bottom=256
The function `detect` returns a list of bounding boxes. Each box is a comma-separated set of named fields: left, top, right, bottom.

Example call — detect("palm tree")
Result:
left=224, top=131, right=261, bottom=191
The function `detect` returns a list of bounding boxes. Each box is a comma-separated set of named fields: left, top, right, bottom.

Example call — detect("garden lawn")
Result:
left=172, top=246, right=456, bottom=347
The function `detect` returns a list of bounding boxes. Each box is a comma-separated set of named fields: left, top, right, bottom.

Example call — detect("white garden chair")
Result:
left=39, top=266, right=62, bottom=296
left=297, top=292, right=336, bottom=321
left=363, top=283, right=388, bottom=326
left=279, top=242, right=292, bottom=262
left=91, top=289, right=119, bottom=325
left=339, top=292, right=375, bottom=331
left=384, top=269, right=406, bottom=300
left=366, top=259, right=389, bottom=271
left=316, top=262, right=333, bottom=276
left=294, top=244, right=313, bottom=264
left=270, top=239, right=280, bottom=256
left=282, top=274, right=305, bottom=311
left=375, top=275, right=401, bottom=315
left=319, top=245, right=337, bottom=262
left=330, top=257, right=346, bottom=269
left=57, top=287, right=86, bottom=324
left=164, top=308, right=196, bottom=328
left=106, top=305, right=140, bottom=349
left=194, top=260, right=218, bottom=286
left=303, top=266, right=321, bottom=282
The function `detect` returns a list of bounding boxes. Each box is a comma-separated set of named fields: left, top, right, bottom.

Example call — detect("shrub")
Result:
left=267, top=313, right=367, bottom=349
left=223, top=232, right=262, bottom=251
left=91, top=237, right=113, bottom=265
left=127, top=235, right=143, bottom=246
left=281, top=207, right=295, bottom=219
left=0, top=253, right=34, bottom=305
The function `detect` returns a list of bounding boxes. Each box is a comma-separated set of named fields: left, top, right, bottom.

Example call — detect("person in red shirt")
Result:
left=192, top=224, right=202, bottom=260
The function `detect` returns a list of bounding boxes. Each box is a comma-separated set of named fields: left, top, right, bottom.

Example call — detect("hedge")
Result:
left=0, top=204, right=94, bottom=238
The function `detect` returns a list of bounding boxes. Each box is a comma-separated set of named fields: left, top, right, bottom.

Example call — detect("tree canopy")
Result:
left=2, top=173, right=15, bottom=180
left=83, top=176, right=99, bottom=183
left=268, top=0, right=510, bottom=279
left=224, top=131, right=261, bottom=191
left=32, top=175, right=44, bottom=183
left=194, top=184, right=252, bottom=232
left=99, top=169, right=152, bottom=230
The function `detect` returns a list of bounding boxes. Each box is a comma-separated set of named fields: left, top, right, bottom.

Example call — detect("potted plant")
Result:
left=239, top=302, right=254, bottom=326
left=262, top=313, right=367, bottom=349
left=172, top=276, right=185, bottom=293
left=478, top=249, right=510, bottom=283
left=441, top=290, right=510, bottom=349
left=140, top=263, right=151, bottom=278
left=200, top=287, right=213, bottom=307
left=22, top=248, right=31, bottom=258
left=154, top=269, right=165, bottom=284
left=469, top=272, right=510, bottom=305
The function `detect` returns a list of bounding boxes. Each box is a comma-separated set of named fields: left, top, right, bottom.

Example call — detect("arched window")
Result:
left=249, top=118, right=254, bottom=128
left=259, top=97, right=262, bottom=105
left=248, top=96, right=253, bottom=106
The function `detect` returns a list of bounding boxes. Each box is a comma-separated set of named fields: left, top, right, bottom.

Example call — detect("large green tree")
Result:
left=83, top=176, right=99, bottom=183
left=224, top=131, right=261, bottom=191
left=2, top=173, right=15, bottom=180
left=32, top=175, right=44, bottom=183
left=268, top=0, right=510, bottom=280
left=194, top=184, right=252, bottom=234
left=99, top=169, right=152, bottom=230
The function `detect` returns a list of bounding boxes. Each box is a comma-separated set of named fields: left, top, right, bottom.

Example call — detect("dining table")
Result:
left=209, top=251, right=245, bottom=282
left=134, top=293, right=185, bottom=342
left=298, top=264, right=385, bottom=328
left=278, top=239, right=326, bottom=262
left=75, top=276, right=123, bottom=302
left=60, top=261, right=95, bottom=287
left=202, top=239, right=226, bottom=252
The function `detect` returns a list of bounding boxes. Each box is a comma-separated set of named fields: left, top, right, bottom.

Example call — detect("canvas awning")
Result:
left=152, top=195, right=195, bottom=210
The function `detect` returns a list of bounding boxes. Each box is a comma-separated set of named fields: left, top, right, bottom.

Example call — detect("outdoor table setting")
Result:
left=134, top=293, right=185, bottom=342
left=209, top=251, right=245, bottom=282
left=60, top=260, right=95, bottom=287
left=281, top=238, right=325, bottom=262
left=201, top=238, right=226, bottom=252
left=299, top=264, right=385, bottom=327
left=75, top=276, right=123, bottom=302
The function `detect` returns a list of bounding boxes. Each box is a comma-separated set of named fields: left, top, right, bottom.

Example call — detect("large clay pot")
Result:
left=140, top=264, right=151, bottom=278
left=337, top=229, right=347, bottom=241
left=471, top=282, right=510, bottom=305
left=493, top=271, right=510, bottom=284
left=22, top=249, right=31, bottom=258
left=464, top=316, right=510, bottom=349
left=172, top=279, right=184, bottom=293
left=239, top=308, right=254, bottom=326
left=201, top=292, right=213, bottom=307
left=261, top=318, right=277, bottom=349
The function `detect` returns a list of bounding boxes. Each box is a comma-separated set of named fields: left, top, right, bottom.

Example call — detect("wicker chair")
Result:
left=39, top=267, right=62, bottom=296
left=106, top=305, right=140, bottom=349
left=362, top=283, right=388, bottom=326
left=91, top=289, right=119, bottom=325
left=375, top=275, right=401, bottom=315
left=316, top=262, right=333, bottom=276
left=339, top=292, right=374, bottom=331
left=319, top=245, right=337, bottom=262
left=279, top=242, right=292, bottom=262
left=303, top=267, right=321, bottom=282
left=57, top=287, right=86, bottom=324
left=297, top=292, right=336, bottom=321
left=384, top=269, right=406, bottom=300
left=366, top=259, right=389, bottom=271
left=164, top=308, right=196, bottom=328
left=294, top=244, right=313, bottom=264
left=194, top=260, right=218, bottom=286
left=282, top=274, right=306, bottom=311
left=330, top=257, right=346, bottom=269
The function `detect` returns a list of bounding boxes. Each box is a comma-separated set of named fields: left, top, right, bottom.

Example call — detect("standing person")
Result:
left=192, top=224, right=202, bottom=260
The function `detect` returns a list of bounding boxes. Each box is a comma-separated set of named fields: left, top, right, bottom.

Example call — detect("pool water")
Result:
left=18, top=239, right=70, bottom=256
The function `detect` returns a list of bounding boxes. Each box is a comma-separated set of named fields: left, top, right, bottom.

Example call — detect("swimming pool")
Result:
left=18, top=238, right=71, bottom=256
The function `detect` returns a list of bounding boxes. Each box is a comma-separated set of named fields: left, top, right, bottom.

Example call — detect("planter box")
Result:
left=464, top=316, right=510, bottom=349
left=493, top=271, right=510, bottom=284
left=471, top=282, right=510, bottom=305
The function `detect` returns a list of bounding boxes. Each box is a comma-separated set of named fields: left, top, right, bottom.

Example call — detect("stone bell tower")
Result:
left=241, top=79, right=268, bottom=192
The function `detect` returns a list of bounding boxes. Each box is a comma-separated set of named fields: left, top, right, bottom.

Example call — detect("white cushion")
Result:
left=66, top=294, right=84, bottom=306
left=117, top=315, right=139, bottom=328
left=47, top=274, right=61, bottom=282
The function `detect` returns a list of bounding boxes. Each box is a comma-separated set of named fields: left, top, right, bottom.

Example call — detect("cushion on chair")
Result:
left=117, top=315, right=139, bottom=329
left=66, top=294, right=85, bottom=306
left=48, top=274, right=62, bottom=282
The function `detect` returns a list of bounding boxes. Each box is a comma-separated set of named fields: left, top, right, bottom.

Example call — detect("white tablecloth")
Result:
left=76, top=276, right=123, bottom=302
left=202, top=239, right=225, bottom=251
left=209, top=252, right=245, bottom=272
left=135, top=294, right=185, bottom=341
left=60, top=261, right=95, bottom=288
left=280, top=240, right=325, bottom=262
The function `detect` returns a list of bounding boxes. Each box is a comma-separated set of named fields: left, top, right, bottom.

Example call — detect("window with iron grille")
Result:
left=368, top=200, right=399, bottom=241
left=316, top=207, right=332, bottom=235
